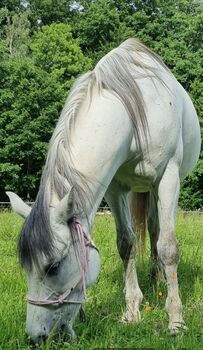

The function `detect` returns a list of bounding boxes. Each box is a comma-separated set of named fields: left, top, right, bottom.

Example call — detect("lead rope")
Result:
left=73, top=218, right=90, bottom=322
left=73, top=218, right=91, bottom=298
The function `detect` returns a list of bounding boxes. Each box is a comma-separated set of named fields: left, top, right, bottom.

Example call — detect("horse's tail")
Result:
left=130, top=192, right=149, bottom=252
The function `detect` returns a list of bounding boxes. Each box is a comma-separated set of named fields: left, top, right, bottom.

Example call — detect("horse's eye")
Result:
left=45, top=261, right=61, bottom=276
left=67, top=217, right=74, bottom=225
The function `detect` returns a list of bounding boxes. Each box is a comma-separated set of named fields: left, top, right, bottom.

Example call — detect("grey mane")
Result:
left=19, top=38, right=170, bottom=269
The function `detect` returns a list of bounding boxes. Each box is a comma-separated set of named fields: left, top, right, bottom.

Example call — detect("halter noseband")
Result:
left=27, top=218, right=98, bottom=307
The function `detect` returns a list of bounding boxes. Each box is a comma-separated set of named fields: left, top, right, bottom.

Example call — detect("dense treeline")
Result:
left=0, top=0, right=202, bottom=209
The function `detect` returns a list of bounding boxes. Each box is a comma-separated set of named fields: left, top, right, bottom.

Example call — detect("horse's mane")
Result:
left=19, top=38, right=170, bottom=269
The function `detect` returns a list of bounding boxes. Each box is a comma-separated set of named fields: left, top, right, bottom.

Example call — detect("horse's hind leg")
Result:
left=105, top=180, right=143, bottom=323
left=148, top=193, right=164, bottom=283
left=157, top=161, right=186, bottom=333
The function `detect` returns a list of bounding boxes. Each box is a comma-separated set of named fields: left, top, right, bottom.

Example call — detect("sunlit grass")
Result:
left=0, top=211, right=202, bottom=349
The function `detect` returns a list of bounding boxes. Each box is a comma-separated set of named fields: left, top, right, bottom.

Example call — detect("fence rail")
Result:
left=0, top=202, right=202, bottom=214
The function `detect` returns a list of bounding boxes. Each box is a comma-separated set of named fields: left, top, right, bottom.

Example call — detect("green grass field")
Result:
left=0, top=212, right=202, bottom=350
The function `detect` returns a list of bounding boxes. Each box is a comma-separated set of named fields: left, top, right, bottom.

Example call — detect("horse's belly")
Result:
left=115, top=158, right=157, bottom=192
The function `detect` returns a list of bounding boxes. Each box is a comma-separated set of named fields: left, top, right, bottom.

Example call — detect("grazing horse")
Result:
left=7, top=38, right=200, bottom=344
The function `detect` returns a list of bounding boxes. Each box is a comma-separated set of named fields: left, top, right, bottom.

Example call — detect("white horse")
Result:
left=7, top=39, right=200, bottom=344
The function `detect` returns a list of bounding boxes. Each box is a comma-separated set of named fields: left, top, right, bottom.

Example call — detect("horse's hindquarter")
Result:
left=115, top=73, right=179, bottom=191
left=71, top=70, right=200, bottom=193
left=115, top=73, right=200, bottom=191
left=178, top=82, right=201, bottom=178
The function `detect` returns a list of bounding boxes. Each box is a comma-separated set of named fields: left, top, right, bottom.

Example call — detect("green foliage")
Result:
left=28, top=0, right=77, bottom=27
left=31, top=23, right=92, bottom=86
left=0, top=22, right=91, bottom=200
left=0, top=38, right=7, bottom=60
left=179, top=159, right=203, bottom=210
left=0, top=0, right=202, bottom=208
left=0, top=58, right=64, bottom=199
left=0, top=0, right=23, bottom=13
left=5, top=10, right=31, bottom=58
left=0, top=163, right=21, bottom=196
left=76, top=0, right=122, bottom=58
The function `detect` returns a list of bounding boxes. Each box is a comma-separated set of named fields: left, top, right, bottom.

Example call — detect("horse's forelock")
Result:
left=18, top=182, right=92, bottom=271
left=18, top=189, right=54, bottom=270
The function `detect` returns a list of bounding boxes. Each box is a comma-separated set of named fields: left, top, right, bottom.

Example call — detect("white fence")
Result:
left=0, top=202, right=111, bottom=213
left=0, top=202, right=202, bottom=214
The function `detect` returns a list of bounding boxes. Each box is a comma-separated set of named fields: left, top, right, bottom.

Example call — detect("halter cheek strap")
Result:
left=27, top=219, right=98, bottom=307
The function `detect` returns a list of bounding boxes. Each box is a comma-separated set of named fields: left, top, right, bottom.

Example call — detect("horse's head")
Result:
left=7, top=190, right=100, bottom=345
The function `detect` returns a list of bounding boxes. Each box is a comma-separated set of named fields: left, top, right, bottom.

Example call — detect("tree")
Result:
left=0, top=0, right=24, bottom=13
left=5, top=10, right=31, bottom=57
left=31, top=22, right=92, bottom=89
left=179, top=159, right=203, bottom=210
left=75, top=0, right=123, bottom=59
left=0, top=58, right=63, bottom=199
left=0, top=0, right=202, bottom=208
left=28, top=0, right=79, bottom=29
left=0, top=23, right=92, bottom=200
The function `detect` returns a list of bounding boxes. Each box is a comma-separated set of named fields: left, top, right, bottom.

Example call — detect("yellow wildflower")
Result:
left=144, top=304, right=151, bottom=311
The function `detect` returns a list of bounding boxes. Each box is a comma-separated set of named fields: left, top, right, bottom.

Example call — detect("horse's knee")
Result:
left=157, top=235, right=179, bottom=266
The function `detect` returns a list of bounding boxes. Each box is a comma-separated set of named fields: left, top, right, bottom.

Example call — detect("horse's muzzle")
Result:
left=27, top=321, right=76, bottom=345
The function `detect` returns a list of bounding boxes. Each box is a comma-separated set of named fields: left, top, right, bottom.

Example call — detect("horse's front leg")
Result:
left=121, top=240, right=143, bottom=323
left=105, top=181, right=143, bottom=323
left=157, top=161, right=186, bottom=333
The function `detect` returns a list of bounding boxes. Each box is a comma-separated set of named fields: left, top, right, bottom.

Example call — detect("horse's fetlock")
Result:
left=126, top=289, right=143, bottom=305
left=165, top=295, right=182, bottom=315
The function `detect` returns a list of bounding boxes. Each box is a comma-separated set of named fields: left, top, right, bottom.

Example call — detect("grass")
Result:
left=0, top=211, right=202, bottom=350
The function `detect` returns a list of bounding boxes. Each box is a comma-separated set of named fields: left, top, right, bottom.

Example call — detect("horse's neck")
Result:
left=69, top=90, right=133, bottom=225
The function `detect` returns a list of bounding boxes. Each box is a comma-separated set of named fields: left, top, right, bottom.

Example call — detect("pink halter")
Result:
left=27, top=219, right=97, bottom=307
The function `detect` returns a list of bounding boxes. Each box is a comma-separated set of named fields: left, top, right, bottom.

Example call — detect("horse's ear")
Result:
left=54, top=187, right=74, bottom=224
left=6, top=191, right=31, bottom=218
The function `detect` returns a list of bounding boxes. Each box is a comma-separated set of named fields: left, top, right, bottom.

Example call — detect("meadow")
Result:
left=0, top=211, right=202, bottom=350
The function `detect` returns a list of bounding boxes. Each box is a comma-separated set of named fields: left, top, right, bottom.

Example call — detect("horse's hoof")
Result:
left=168, top=322, right=188, bottom=335
left=121, top=309, right=141, bottom=323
